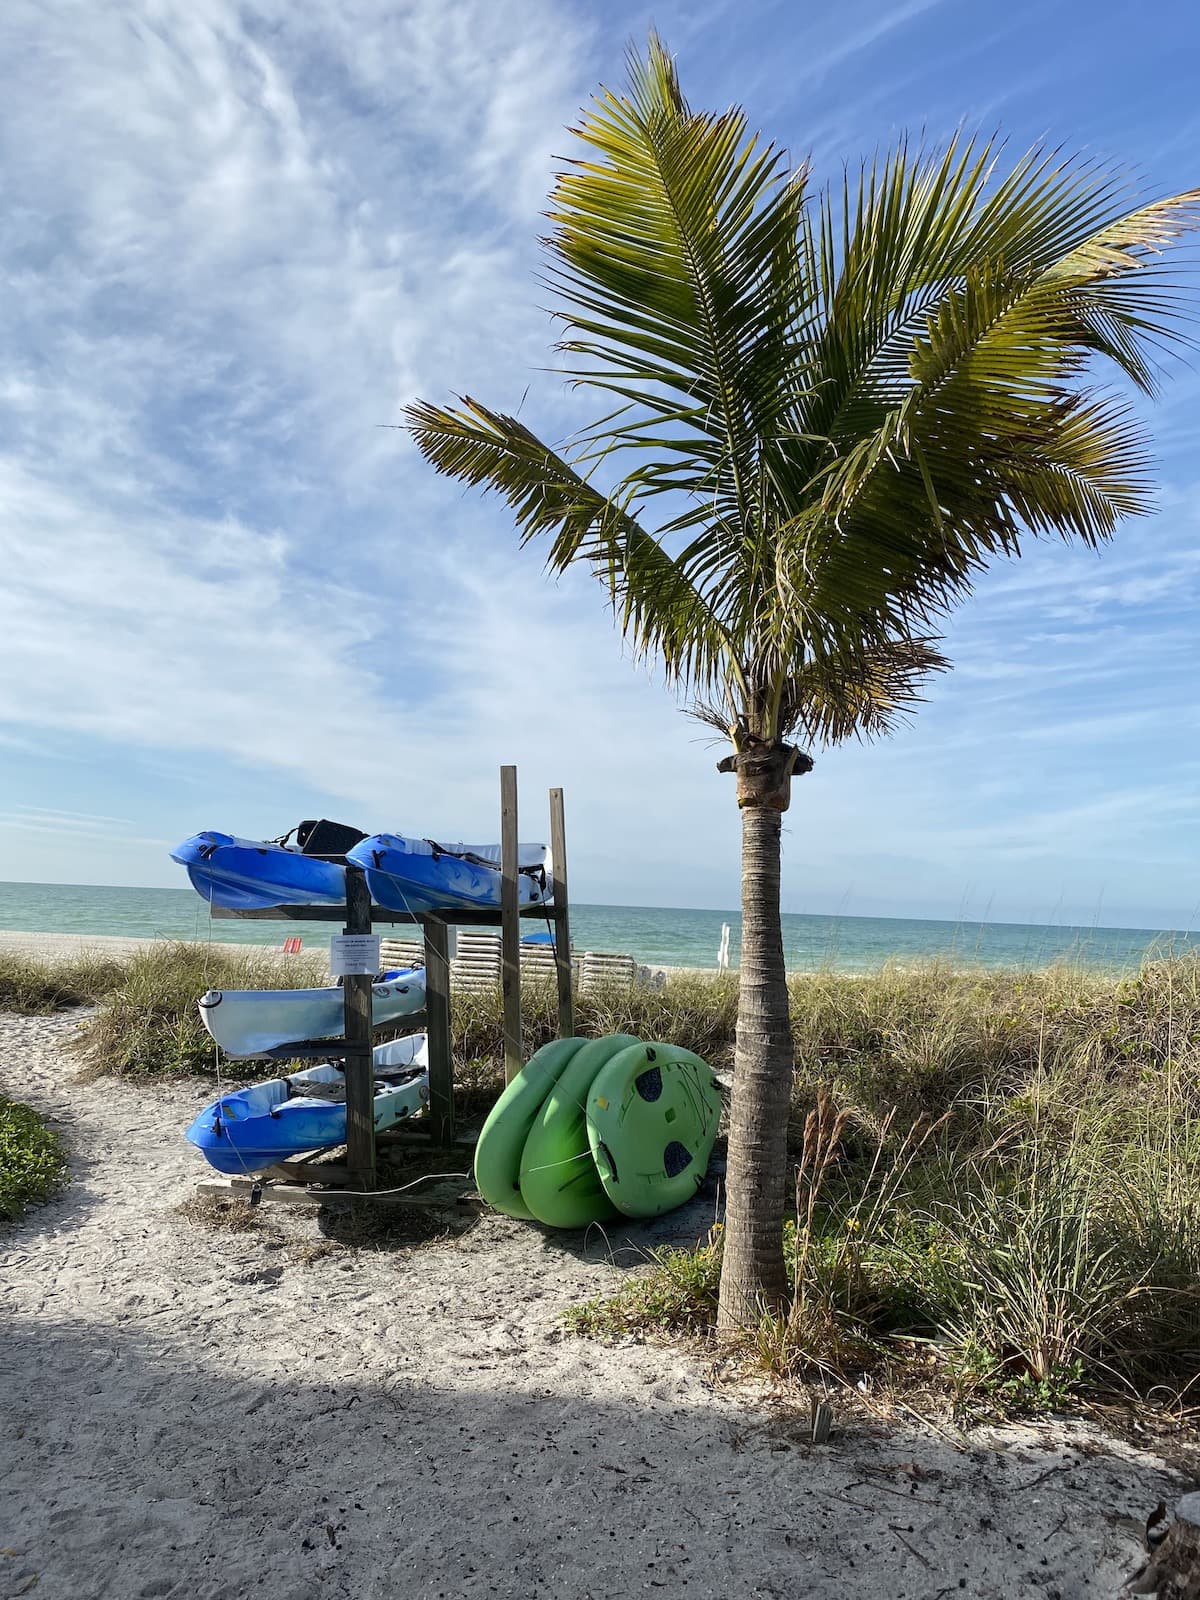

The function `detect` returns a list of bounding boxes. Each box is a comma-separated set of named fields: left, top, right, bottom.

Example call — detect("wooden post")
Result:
left=342, top=865, right=376, bottom=1190
left=424, top=917, right=454, bottom=1145
left=549, top=786, right=574, bottom=1038
left=500, top=764, right=522, bottom=1084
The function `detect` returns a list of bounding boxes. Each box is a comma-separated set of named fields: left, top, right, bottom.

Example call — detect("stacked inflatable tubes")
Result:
left=472, top=1032, right=723, bottom=1229
left=519, top=1034, right=639, bottom=1228
left=472, top=1037, right=589, bottom=1219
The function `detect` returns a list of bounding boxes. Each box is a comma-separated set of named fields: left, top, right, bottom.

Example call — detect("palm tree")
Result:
left=403, top=38, right=1198, bottom=1326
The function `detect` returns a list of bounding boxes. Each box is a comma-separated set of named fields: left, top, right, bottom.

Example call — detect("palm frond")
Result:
left=403, top=39, right=1200, bottom=751
left=404, top=396, right=735, bottom=694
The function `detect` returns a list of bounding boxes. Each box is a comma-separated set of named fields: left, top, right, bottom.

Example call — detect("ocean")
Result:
left=0, top=880, right=1193, bottom=974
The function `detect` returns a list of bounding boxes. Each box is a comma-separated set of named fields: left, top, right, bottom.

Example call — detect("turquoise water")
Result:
left=0, top=880, right=1194, bottom=973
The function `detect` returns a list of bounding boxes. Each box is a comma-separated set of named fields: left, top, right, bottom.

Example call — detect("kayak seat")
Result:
left=295, top=819, right=368, bottom=859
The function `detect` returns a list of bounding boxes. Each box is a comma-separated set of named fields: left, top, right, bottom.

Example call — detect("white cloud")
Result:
left=0, top=1, right=1198, bottom=929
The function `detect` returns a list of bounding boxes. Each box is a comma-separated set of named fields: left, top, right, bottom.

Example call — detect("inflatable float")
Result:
left=474, top=1033, right=724, bottom=1228
left=587, top=1043, right=723, bottom=1217
left=472, top=1037, right=588, bottom=1219
left=518, top=1035, right=639, bottom=1228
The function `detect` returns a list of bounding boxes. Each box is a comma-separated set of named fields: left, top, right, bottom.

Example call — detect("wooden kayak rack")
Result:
left=203, top=766, right=573, bottom=1198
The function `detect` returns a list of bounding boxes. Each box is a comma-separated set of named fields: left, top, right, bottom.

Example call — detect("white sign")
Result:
left=329, top=933, right=382, bottom=977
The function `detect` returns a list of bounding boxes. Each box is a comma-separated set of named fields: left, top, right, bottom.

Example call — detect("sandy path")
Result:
left=0, top=1012, right=1182, bottom=1600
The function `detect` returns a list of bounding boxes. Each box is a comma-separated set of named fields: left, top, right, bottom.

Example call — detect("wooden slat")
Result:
left=342, top=866, right=376, bottom=1190
left=424, top=917, right=454, bottom=1145
left=549, top=786, right=574, bottom=1038
left=262, top=1159, right=354, bottom=1186
left=211, top=904, right=559, bottom=924
left=500, top=765, right=522, bottom=1085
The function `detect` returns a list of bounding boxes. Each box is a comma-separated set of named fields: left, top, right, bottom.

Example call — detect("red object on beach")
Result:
left=281, top=937, right=303, bottom=954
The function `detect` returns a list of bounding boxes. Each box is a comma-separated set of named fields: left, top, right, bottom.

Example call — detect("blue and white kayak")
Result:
left=198, top=969, right=426, bottom=1059
left=171, top=831, right=348, bottom=910
left=348, top=834, right=553, bottom=914
left=184, top=1035, right=430, bottom=1175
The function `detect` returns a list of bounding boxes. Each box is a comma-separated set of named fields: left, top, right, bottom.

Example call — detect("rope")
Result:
left=296, top=1169, right=471, bottom=1198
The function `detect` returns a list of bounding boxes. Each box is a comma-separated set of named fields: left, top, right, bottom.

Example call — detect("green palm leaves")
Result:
left=406, top=35, right=1198, bottom=746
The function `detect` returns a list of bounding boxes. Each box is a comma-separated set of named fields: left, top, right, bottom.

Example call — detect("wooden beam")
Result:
left=548, top=786, right=574, bottom=1039
left=243, top=1015, right=428, bottom=1063
left=424, top=917, right=454, bottom=1145
left=210, top=903, right=557, bottom=924
left=262, top=1159, right=354, bottom=1186
left=341, top=866, right=376, bottom=1190
left=500, top=765, right=522, bottom=1085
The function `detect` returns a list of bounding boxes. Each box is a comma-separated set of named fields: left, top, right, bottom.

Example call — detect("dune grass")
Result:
left=13, top=937, right=1200, bottom=1416
left=0, top=1096, right=68, bottom=1222
left=82, top=941, right=326, bottom=1076
left=566, top=956, right=1200, bottom=1418
left=0, top=950, right=129, bottom=1013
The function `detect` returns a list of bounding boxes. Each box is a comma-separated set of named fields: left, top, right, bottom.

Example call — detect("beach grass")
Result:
left=15, top=938, right=1200, bottom=1415
left=0, top=949, right=128, bottom=1013
left=82, top=940, right=325, bottom=1076
left=565, top=956, right=1200, bottom=1417
left=0, top=1096, right=68, bottom=1222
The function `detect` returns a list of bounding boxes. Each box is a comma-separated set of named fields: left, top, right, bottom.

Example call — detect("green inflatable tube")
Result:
left=519, top=1034, right=639, bottom=1228
left=586, top=1042, right=723, bottom=1218
left=473, top=1036, right=589, bottom=1218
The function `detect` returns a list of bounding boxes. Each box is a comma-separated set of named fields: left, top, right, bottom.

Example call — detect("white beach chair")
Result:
left=379, top=937, right=425, bottom=971
left=578, top=950, right=638, bottom=995
left=451, top=929, right=502, bottom=993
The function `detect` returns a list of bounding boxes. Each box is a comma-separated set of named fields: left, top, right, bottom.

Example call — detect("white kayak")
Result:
left=197, top=968, right=426, bottom=1059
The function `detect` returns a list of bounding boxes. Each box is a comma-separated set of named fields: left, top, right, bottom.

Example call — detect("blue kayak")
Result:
left=171, top=830, right=350, bottom=910
left=184, top=1035, right=429, bottom=1175
left=348, top=833, right=553, bottom=913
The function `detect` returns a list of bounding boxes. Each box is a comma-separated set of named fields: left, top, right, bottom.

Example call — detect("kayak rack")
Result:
left=207, top=766, right=573, bottom=1195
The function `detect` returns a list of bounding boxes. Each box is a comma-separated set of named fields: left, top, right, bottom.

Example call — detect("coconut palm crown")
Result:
left=404, top=37, right=1199, bottom=1323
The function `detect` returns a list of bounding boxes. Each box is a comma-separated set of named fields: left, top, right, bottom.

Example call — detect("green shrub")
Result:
left=0, top=1097, right=68, bottom=1221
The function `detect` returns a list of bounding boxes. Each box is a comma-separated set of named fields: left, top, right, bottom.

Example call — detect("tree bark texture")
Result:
left=716, top=801, right=795, bottom=1328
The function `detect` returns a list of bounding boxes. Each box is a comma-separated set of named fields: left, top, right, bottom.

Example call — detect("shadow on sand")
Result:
left=1, top=1303, right=1157, bottom=1600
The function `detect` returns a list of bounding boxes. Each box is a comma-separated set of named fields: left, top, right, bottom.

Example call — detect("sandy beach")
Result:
left=0, top=930, right=289, bottom=963
left=0, top=1008, right=1186, bottom=1599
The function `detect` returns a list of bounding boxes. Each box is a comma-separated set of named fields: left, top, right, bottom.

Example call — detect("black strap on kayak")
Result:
left=424, top=839, right=548, bottom=893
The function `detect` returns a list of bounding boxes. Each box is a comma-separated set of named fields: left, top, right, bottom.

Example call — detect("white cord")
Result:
left=299, top=1170, right=472, bottom=1198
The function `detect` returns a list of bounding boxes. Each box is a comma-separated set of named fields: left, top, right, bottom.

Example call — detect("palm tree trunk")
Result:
left=717, top=801, right=794, bottom=1329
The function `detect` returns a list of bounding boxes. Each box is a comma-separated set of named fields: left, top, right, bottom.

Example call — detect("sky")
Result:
left=1, top=0, right=1199, bottom=928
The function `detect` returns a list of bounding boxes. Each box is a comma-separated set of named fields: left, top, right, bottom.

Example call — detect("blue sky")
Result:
left=1, top=0, right=1199, bottom=928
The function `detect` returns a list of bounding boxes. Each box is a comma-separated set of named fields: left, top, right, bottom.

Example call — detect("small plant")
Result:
left=566, top=1239, right=722, bottom=1339
left=0, top=1096, right=68, bottom=1221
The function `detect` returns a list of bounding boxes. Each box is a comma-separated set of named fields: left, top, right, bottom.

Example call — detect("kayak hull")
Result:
left=348, top=834, right=553, bottom=914
left=172, top=832, right=347, bottom=910
left=198, top=970, right=426, bottom=1059
left=185, top=1037, right=429, bottom=1175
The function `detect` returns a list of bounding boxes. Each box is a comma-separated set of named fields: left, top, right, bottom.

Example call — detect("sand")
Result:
left=0, top=1010, right=1185, bottom=1600
left=0, top=930, right=288, bottom=963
